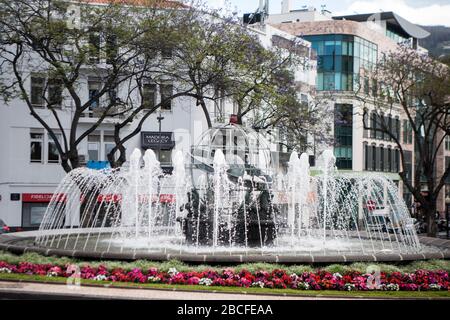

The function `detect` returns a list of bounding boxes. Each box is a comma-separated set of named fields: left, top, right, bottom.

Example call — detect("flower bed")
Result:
left=0, top=261, right=449, bottom=291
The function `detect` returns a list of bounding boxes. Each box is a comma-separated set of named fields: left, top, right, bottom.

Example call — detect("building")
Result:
left=0, top=0, right=315, bottom=229
left=268, top=3, right=450, bottom=216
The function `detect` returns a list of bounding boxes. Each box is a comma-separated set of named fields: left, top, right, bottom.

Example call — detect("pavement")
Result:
left=0, top=281, right=371, bottom=300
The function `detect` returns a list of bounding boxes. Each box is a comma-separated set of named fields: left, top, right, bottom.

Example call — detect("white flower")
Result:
left=199, top=278, right=213, bottom=286
left=251, top=281, right=265, bottom=288
left=344, top=283, right=355, bottom=291
left=0, top=267, right=11, bottom=274
left=46, top=271, right=59, bottom=278
left=297, top=282, right=310, bottom=290
left=429, top=284, right=441, bottom=291
left=93, top=274, right=108, bottom=281
left=147, top=276, right=161, bottom=283
left=383, top=283, right=399, bottom=291
left=168, top=268, right=178, bottom=276
left=333, top=273, right=342, bottom=279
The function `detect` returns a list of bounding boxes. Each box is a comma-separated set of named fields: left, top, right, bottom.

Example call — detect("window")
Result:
left=89, top=33, right=101, bottom=63
left=376, top=113, right=383, bottom=140
left=48, top=133, right=61, bottom=163
left=377, top=145, right=384, bottom=171
left=364, top=142, right=369, bottom=170
left=387, top=115, right=393, bottom=142
left=142, top=83, right=156, bottom=109
left=334, top=104, right=353, bottom=169
left=104, top=135, right=115, bottom=160
left=48, top=78, right=63, bottom=107
left=22, top=203, right=48, bottom=228
left=105, top=34, right=117, bottom=64
left=323, top=73, right=335, bottom=90
left=88, top=79, right=101, bottom=109
left=30, top=132, right=44, bottom=163
left=393, top=149, right=400, bottom=173
left=372, top=144, right=376, bottom=171
left=371, top=79, right=378, bottom=97
left=88, top=135, right=100, bottom=161
left=380, top=114, right=386, bottom=140
left=385, top=146, right=394, bottom=172
left=364, top=77, right=370, bottom=95
left=402, top=120, right=413, bottom=144
left=383, top=146, right=389, bottom=172
left=370, top=112, right=376, bottom=139
left=403, top=151, right=413, bottom=181
left=160, top=83, right=173, bottom=111
left=30, top=77, right=45, bottom=107
left=316, top=73, right=324, bottom=91
left=395, top=118, right=401, bottom=141
left=303, top=35, right=377, bottom=93
left=446, top=136, right=450, bottom=151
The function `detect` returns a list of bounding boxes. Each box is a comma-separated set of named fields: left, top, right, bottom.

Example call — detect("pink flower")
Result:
left=187, top=277, right=200, bottom=285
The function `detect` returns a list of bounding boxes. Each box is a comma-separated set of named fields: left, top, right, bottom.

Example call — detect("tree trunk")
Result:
left=424, top=202, right=438, bottom=237
left=67, top=149, right=80, bottom=173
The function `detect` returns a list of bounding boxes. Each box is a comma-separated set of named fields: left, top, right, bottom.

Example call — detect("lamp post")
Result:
left=157, top=113, right=164, bottom=164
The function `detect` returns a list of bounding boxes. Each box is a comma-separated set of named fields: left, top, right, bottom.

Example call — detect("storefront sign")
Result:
left=97, top=194, right=122, bottom=203
left=141, top=132, right=175, bottom=150
left=22, top=193, right=66, bottom=203
left=95, top=194, right=175, bottom=204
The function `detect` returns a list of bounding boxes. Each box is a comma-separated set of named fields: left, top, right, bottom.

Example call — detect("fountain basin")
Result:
left=1, top=230, right=449, bottom=264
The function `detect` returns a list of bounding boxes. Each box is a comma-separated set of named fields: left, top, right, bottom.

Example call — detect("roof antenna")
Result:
left=244, top=0, right=269, bottom=26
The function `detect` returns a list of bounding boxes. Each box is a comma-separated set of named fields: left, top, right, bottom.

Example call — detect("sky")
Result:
left=203, top=0, right=450, bottom=26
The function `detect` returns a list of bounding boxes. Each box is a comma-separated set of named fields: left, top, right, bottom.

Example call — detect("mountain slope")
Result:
left=419, top=25, right=450, bottom=58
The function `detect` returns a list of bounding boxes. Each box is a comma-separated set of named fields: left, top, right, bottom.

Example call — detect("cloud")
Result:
left=334, top=0, right=450, bottom=26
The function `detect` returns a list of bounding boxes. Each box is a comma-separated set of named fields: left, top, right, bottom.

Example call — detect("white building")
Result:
left=0, top=0, right=315, bottom=229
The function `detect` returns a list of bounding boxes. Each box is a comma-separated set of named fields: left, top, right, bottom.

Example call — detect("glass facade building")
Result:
left=303, top=34, right=378, bottom=92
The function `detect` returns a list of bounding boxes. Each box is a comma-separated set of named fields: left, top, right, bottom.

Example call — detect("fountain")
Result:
left=0, top=124, right=449, bottom=263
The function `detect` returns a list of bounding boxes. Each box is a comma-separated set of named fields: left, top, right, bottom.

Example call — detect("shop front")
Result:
left=21, top=193, right=65, bottom=230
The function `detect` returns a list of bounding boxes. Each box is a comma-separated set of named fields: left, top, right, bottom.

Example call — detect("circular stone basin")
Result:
left=1, top=230, right=449, bottom=264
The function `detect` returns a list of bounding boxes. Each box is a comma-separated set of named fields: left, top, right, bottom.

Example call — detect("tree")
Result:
left=0, top=0, right=188, bottom=172
left=106, top=12, right=330, bottom=164
left=358, top=46, right=450, bottom=236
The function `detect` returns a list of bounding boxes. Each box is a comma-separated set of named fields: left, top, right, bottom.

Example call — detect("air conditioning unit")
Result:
left=79, top=155, right=87, bottom=165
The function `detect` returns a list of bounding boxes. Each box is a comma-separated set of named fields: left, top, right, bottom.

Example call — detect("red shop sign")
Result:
left=159, top=194, right=175, bottom=203
left=365, top=200, right=376, bottom=211
left=97, top=194, right=123, bottom=203
left=22, top=193, right=66, bottom=203
left=94, top=194, right=175, bottom=204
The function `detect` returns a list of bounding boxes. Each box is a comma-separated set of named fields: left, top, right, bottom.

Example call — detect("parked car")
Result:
left=0, top=219, right=11, bottom=234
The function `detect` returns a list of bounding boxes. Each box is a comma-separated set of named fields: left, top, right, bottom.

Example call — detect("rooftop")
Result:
left=333, top=12, right=430, bottom=39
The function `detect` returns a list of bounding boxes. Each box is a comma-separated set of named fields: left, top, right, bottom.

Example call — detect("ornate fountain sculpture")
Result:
left=26, top=123, right=425, bottom=262
left=180, top=149, right=277, bottom=247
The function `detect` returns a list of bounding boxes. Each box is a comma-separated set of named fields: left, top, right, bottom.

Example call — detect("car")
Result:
left=0, top=219, right=11, bottom=234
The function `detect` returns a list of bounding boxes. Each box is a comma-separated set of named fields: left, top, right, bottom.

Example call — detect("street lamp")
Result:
left=157, top=113, right=164, bottom=164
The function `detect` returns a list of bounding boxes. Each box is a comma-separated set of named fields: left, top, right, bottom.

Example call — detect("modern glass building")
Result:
left=302, top=34, right=378, bottom=170
left=302, top=35, right=378, bottom=92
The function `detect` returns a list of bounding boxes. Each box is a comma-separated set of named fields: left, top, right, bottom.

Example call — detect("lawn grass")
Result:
left=0, top=272, right=449, bottom=299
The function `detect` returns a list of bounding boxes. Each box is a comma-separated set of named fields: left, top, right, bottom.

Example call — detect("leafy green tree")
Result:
left=359, top=46, right=450, bottom=235
left=0, top=0, right=187, bottom=172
